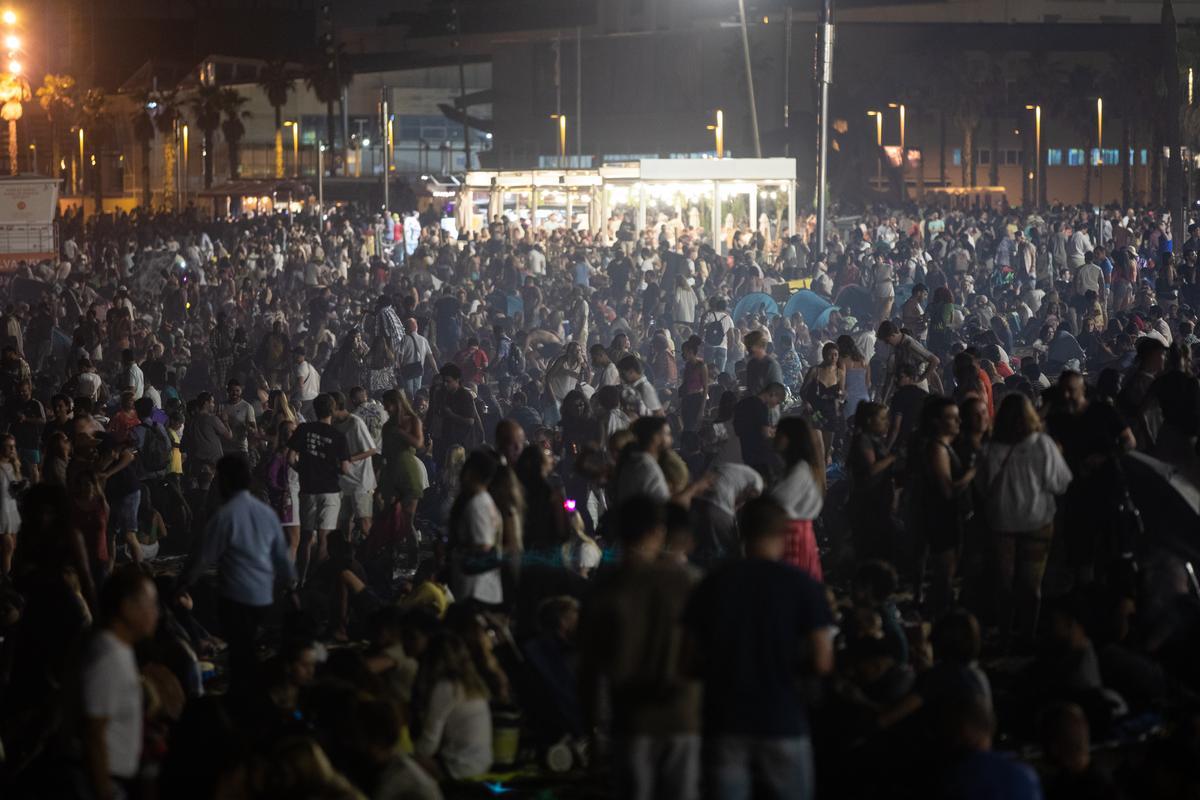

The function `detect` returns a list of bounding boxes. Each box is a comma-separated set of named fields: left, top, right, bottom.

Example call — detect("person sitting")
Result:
left=412, top=632, right=493, bottom=781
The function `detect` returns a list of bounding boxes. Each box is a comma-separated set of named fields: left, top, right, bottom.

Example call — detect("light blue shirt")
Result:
left=181, top=490, right=296, bottom=607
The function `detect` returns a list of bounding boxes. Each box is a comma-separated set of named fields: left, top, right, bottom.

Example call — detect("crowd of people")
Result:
left=0, top=196, right=1198, bottom=799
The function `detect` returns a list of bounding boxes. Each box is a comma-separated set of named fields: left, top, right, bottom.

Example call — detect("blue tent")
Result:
left=732, top=292, right=780, bottom=321
left=783, top=290, right=836, bottom=328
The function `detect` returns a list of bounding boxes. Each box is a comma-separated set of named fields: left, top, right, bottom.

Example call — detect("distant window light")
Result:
left=1141, top=148, right=1148, bottom=165
left=1047, top=149, right=1063, bottom=166
left=1067, top=148, right=1086, bottom=166
left=952, top=147, right=962, bottom=166
left=1101, top=148, right=1119, bottom=166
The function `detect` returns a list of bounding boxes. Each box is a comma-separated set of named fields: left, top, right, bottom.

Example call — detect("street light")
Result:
left=1096, top=96, right=1103, bottom=207
left=0, top=7, right=26, bottom=176
left=77, top=128, right=84, bottom=193
left=284, top=120, right=299, bottom=177
left=867, top=110, right=882, bottom=188
left=707, top=109, right=724, bottom=159
left=1, top=10, right=14, bottom=26
left=1026, top=104, right=1041, bottom=205
left=550, top=113, right=567, bottom=168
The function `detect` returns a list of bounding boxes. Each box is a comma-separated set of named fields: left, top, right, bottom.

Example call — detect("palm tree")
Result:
left=35, top=74, right=77, bottom=181
left=151, top=89, right=181, bottom=209
left=78, top=88, right=110, bottom=211
left=1052, top=64, right=1100, bottom=204
left=305, top=44, right=351, bottom=176
left=258, top=60, right=294, bottom=179
left=1018, top=53, right=1062, bottom=207
left=981, top=54, right=1008, bottom=187
left=187, top=82, right=223, bottom=189
left=1106, top=53, right=1159, bottom=207
left=948, top=57, right=986, bottom=188
left=131, top=94, right=156, bottom=208
left=219, top=88, right=250, bottom=180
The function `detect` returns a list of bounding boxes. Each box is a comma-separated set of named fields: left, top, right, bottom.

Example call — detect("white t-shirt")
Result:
left=82, top=630, right=143, bottom=779
left=616, top=451, right=670, bottom=504
left=707, top=463, right=764, bottom=517
left=629, top=376, right=662, bottom=415
left=293, top=361, right=320, bottom=402
left=771, top=461, right=824, bottom=521
left=415, top=680, right=493, bottom=780
left=455, top=491, right=503, bottom=605
left=399, top=332, right=433, bottom=368
left=336, top=413, right=377, bottom=493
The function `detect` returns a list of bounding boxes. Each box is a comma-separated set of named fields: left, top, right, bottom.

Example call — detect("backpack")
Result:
left=506, top=343, right=525, bottom=378
left=139, top=421, right=172, bottom=475
left=703, top=314, right=727, bottom=348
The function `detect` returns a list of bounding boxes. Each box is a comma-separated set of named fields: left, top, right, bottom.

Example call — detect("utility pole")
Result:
left=576, top=25, right=582, bottom=161
left=814, top=0, right=835, bottom=256
left=783, top=7, right=792, bottom=156
left=380, top=87, right=390, bottom=214
left=736, top=0, right=762, bottom=158
left=453, top=2, right=471, bottom=171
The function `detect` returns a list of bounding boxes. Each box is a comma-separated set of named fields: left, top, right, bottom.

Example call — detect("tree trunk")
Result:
left=1164, top=0, right=1186, bottom=248
left=965, top=124, right=976, bottom=187
left=94, top=151, right=103, bottom=216
left=7, top=120, right=16, bottom=176
left=1152, top=120, right=1164, bottom=205
left=989, top=113, right=1000, bottom=186
left=274, top=105, right=284, bottom=179
left=227, top=138, right=240, bottom=180
left=140, top=139, right=151, bottom=209
left=325, top=101, right=336, bottom=176
left=163, top=137, right=177, bottom=211
left=1121, top=120, right=1132, bottom=209
left=939, top=111, right=946, bottom=186
left=203, top=129, right=215, bottom=189
left=50, top=120, right=60, bottom=180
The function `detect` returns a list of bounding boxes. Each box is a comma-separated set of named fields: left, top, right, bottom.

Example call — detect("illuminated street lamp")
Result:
left=707, top=109, right=724, bottom=159
left=867, top=110, right=882, bottom=188
left=1026, top=104, right=1042, bottom=204
left=283, top=119, right=299, bottom=177
left=550, top=113, right=567, bottom=168
left=0, top=7, right=26, bottom=175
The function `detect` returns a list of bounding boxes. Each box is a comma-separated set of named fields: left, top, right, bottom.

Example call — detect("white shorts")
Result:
left=339, top=489, right=374, bottom=522
left=301, top=492, right=341, bottom=531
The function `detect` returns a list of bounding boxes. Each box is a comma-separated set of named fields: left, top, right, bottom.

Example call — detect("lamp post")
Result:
left=1026, top=104, right=1041, bottom=206
left=0, top=10, right=26, bottom=176
left=867, top=110, right=882, bottom=188
left=181, top=123, right=189, bottom=207
left=707, top=109, right=724, bottom=158
left=1096, top=96, right=1103, bottom=208
left=551, top=113, right=567, bottom=168
left=77, top=127, right=84, bottom=194
left=317, top=141, right=324, bottom=216
left=284, top=120, right=299, bottom=177
left=888, top=101, right=906, bottom=195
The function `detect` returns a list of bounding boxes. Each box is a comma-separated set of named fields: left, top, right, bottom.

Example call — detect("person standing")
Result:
left=287, top=393, right=350, bottom=583
left=221, top=379, right=258, bottom=458
left=82, top=568, right=160, bottom=800
left=331, top=391, right=378, bottom=538
left=291, top=347, right=321, bottom=419
left=177, top=455, right=297, bottom=698
left=682, top=498, right=834, bottom=799
left=580, top=497, right=701, bottom=800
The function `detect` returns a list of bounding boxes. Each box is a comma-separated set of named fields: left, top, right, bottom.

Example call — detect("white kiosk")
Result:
left=459, top=158, right=797, bottom=250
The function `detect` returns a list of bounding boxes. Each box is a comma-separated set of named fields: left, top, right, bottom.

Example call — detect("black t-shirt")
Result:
left=733, top=396, right=770, bottom=468
left=683, top=559, right=832, bottom=737
left=1048, top=401, right=1128, bottom=469
left=288, top=421, right=350, bottom=495
left=889, top=384, right=929, bottom=444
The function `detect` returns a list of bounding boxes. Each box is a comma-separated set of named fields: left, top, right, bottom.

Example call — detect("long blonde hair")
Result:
left=417, top=632, right=491, bottom=702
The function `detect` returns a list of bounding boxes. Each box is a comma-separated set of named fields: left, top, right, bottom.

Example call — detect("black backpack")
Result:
left=139, top=421, right=172, bottom=475
left=703, top=314, right=728, bottom=348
